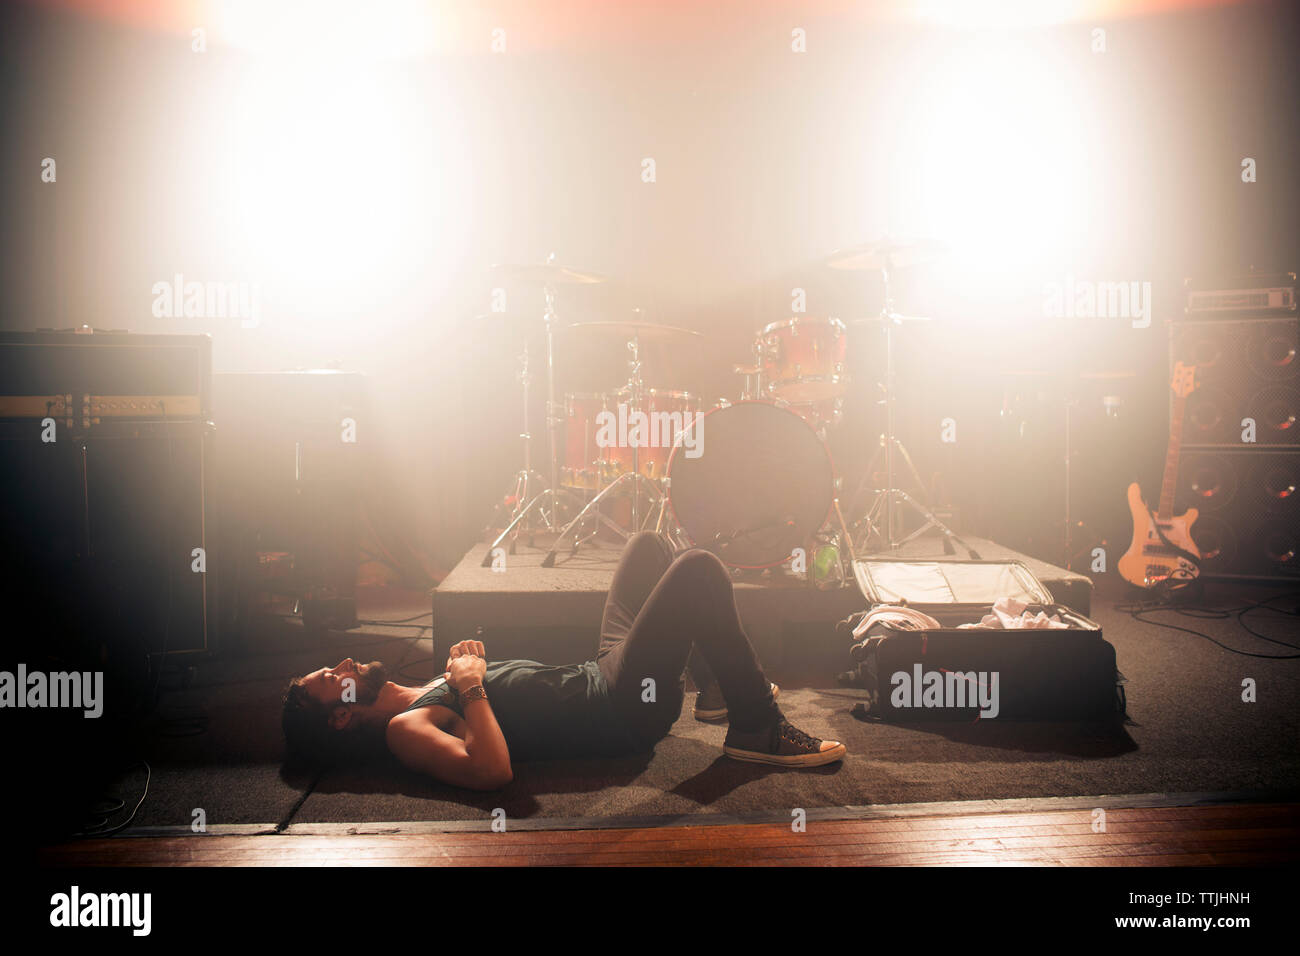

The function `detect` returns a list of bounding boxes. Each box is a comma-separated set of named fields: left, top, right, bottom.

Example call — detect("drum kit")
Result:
left=480, top=240, right=978, bottom=578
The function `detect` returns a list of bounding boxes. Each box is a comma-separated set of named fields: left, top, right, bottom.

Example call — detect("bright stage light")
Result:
left=884, top=32, right=1103, bottom=298
left=911, top=0, right=1096, bottom=29
left=212, top=1, right=470, bottom=320
left=215, top=0, right=442, bottom=62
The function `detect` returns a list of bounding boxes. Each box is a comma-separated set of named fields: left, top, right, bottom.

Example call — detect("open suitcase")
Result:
left=837, top=559, right=1126, bottom=722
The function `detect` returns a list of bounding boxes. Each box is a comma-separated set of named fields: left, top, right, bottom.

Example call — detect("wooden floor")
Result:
left=38, top=802, right=1300, bottom=866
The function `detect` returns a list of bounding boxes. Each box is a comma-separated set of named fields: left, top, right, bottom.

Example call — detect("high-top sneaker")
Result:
left=723, top=716, right=846, bottom=767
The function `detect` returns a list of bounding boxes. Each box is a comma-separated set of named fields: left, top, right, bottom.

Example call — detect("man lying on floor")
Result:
left=282, top=532, right=846, bottom=789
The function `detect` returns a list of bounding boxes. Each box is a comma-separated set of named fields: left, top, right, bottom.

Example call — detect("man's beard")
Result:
left=354, top=661, right=387, bottom=705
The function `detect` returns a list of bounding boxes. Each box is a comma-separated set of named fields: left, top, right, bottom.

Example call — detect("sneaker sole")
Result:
left=693, top=707, right=729, bottom=722
left=723, top=741, right=847, bottom=768
left=694, top=683, right=780, bottom=722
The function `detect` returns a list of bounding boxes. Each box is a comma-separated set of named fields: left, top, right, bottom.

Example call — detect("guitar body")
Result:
left=1118, top=482, right=1200, bottom=589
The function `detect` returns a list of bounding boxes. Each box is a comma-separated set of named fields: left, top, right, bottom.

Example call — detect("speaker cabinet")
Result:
left=1172, top=318, right=1298, bottom=447
left=1170, top=305, right=1299, bottom=581
left=211, top=371, right=365, bottom=640
left=1177, top=448, right=1299, bottom=580
left=0, top=421, right=213, bottom=656
left=0, top=331, right=214, bottom=658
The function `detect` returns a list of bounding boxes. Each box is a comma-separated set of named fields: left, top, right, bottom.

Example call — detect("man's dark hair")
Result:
left=281, top=678, right=387, bottom=768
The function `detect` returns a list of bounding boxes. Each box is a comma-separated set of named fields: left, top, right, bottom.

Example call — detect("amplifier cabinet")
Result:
left=1170, top=317, right=1298, bottom=448
left=1170, top=307, right=1299, bottom=581
left=1176, top=447, right=1299, bottom=581
left=0, top=330, right=212, bottom=425
left=0, top=331, right=214, bottom=657
left=0, top=419, right=213, bottom=656
left=210, top=370, right=365, bottom=641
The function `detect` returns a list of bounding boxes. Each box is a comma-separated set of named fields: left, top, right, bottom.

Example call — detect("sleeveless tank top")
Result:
left=402, top=659, right=635, bottom=761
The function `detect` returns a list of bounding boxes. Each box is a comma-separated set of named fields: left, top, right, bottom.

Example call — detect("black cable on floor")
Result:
left=394, top=632, right=438, bottom=683
left=74, top=760, right=151, bottom=838
left=354, top=620, right=431, bottom=630
left=1121, top=587, right=1300, bottom=659
left=360, top=610, right=432, bottom=624
left=262, top=612, right=431, bottom=640
left=275, top=767, right=325, bottom=833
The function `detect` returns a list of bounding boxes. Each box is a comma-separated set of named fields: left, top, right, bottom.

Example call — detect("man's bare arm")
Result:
left=457, top=690, right=513, bottom=785
left=385, top=640, right=512, bottom=790
left=386, top=708, right=512, bottom=790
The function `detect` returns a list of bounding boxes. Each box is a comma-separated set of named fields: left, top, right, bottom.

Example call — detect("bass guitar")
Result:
left=1118, top=361, right=1201, bottom=589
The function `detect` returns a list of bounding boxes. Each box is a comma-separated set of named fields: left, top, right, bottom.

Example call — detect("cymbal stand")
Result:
left=482, top=337, right=549, bottom=536
left=1061, top=391, right=1104, bottom=571
left=542, top=330, right=668, bottom=567
left=483, top=273, right=580, bottom=565
left=854, top=257, right=968, bottom=555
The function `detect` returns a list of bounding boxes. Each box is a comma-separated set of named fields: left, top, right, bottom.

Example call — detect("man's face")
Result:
left=298, top=659, right=388, bottom=708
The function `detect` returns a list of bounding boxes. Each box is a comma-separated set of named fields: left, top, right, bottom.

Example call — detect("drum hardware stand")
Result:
left=798, top=489, right=857, bottom=588
left=851, top=258, right=974, bottom=558
left=483, top=263, right=583, bottom=566
left=1060, top=391, right=1106, bottom=571
left=737, top=337, right=766, bottom=402
left=1062, top=395, right=1079, bottom=569
left=829, top=494, right=857, bottom=581
left=482, top=338, right=549, bottom=538
left=566, top=431, right=638, bottom=552
left=542, top=328, right=669, bottom=567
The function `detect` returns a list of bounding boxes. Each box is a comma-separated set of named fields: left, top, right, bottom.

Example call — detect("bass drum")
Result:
left=666, top=401, right=834, bottom=568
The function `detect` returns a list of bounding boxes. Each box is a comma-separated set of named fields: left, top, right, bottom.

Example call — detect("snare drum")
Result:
left=566, top=388, right=702, bottom=488
left=758, top=316, right=848, bottom=403
left=603, top=388, right=702, bottom=481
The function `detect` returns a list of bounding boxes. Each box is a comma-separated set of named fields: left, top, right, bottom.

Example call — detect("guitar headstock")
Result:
left=1171, top=361, right=1196, bottom=399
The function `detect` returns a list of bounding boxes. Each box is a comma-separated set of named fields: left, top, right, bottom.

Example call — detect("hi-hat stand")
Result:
left=482, top=257, right=604, bottom=566
left=827, top=239, right=978, bottom=557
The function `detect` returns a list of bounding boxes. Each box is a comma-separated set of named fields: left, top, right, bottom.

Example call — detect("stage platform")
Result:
left=432, top=534, right=1093, bottom=669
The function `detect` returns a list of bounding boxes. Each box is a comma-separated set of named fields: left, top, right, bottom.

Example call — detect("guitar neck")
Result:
left=1157, top=393, right=1186, bottom=521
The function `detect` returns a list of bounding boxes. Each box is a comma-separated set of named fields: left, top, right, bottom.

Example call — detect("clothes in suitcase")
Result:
left=837, top=559, right=1126, bottom=722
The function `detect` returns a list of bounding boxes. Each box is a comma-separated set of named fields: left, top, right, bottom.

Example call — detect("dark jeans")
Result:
left=595, top=532, right=780, bottom=748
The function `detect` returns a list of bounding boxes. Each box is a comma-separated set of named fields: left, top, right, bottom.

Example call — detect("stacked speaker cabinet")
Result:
left=0, top=330, right=214, bottom=668
left=210, top=370, right=365, bottom=644
left=1172, top=274, right=1299, bottom=581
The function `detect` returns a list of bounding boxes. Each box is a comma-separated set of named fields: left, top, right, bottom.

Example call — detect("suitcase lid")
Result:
left=852, top=558, right=1055, bottom=607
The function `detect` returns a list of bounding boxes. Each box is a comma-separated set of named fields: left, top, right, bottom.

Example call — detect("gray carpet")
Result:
left=104, top=579, right=1300, bottom=831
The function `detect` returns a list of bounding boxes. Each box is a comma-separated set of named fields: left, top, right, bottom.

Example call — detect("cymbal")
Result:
left=563, top=321, right=702, bottom=341
left=490, top=262, right=608, bottom=285
left=825, top=238, right=948, bottom=272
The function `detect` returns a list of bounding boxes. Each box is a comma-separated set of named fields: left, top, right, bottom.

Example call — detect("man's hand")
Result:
left=444, top=640, right=487, bottom=693
left=391, top=634, right=510, bottom=789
